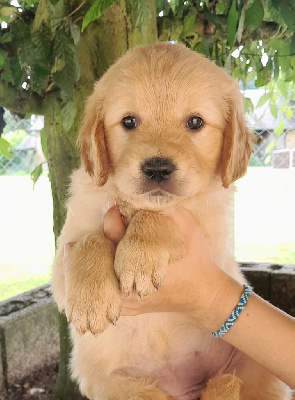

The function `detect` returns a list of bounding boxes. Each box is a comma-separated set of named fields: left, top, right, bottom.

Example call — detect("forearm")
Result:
left=198, top=275, right=295, bottom=389
left=224, top=293, right=295, bottom=388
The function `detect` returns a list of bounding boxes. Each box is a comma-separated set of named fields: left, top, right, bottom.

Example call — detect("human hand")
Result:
left=104, top=207, right=232, bottom=329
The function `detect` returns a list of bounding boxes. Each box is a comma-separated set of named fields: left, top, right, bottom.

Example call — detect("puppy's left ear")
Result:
left=221, top=89, right=252, bottom=188
left=77, top=83, right=110, bottom=187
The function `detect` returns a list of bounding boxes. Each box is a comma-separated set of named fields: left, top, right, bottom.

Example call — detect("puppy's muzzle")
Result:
left=141, top=157, right=175, bottom=183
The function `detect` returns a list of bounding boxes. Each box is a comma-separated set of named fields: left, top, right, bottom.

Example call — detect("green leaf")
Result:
left=257, top=92, right=271, bottom=108
left=70, top=24, right=80, bottom=45
left=82, top=0, right=117, bottom=32
left=31, top=164, right=43, bottom=187
left=277, top=79, right=288, bottom=98
left=181, top=7, right=197, bottom=37
left=279, top=100, right=288, bottom=114
left=264, top=154, right=271, bottom=165
left=274, top=119, right=284, bottom=136
left=168, top=0, right=179, bottom=14
left=269, top=38, right=292, bottom=56
left=51, top=58, right=66, bottom=74
left=0, top=32, right=12, bottom=44
left=19, top=30, right=53, bottom=94
left=40, top=128, right=47, bottom=158
left=291, top=35, right=295, bottom=55
left=273, top=55, right=280, bottom=80
left=203, top=4, right=222, bottom=28
left=25, top=0, right=39, bottom=7
left=285, top=107, right=292, bottom=119
left=8, top=57, right=24, bottom=89
left=267, top=0, right=286, bottom=26
left=171, top=24, right=183, bottom=42
left=279, top=0, right=295, bottom=33
left=10, top=19, right=31, bottom=42
left=245, top=0, right=264, bottom=32
left=0, top=49, right=7, bottom=67
left=0, top=137, right=13, bottom=157
left=201, top=35, right=214, bottom=58
left=132, top=0, right=152, bottom=32
left=236, top=5, right=245, bottom=43
left=52, top=28, right=80, bottom=97
left=265, top=140, right=275, bottom=153
left=255, top=61, right=273, bottom=88
left=227, top=0, right=238, bottom=48
left=243, top=97, right=254, bottom=115
left=246, top=68, right=256, bottom=83
left=32, top=0, right=49, bottom=32
left=270, top=102, right=278, bottom=119
left=1, top=63, right=14, bottom=83
left=61, top=99, right=77, bottom=132
left=216, top=1, right=226, bottom=14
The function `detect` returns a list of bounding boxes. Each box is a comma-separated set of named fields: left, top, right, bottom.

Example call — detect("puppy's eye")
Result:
left=122, top=116, right=137, bottom=130
left=187, top=116, right=203, bottom=130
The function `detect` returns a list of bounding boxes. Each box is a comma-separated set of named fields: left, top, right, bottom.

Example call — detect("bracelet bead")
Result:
left=211, top=284, right=253, bottom=338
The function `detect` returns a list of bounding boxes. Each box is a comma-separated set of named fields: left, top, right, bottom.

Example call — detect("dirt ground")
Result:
left=0, top=363, right=57, bottom=400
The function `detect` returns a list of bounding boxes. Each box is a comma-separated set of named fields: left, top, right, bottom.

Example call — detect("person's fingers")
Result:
left=104, top=206, right=126, bottom=244
left=121, top=300, right=151, bottom=316
left=166, top=208, right=203, bottom=241
left=63, top=242, right=75, bottom=261
left=120, top=298, right=142, bottom=316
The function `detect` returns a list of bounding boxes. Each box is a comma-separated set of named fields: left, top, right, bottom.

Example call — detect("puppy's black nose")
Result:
left=141, top=157, right=175, bottom=183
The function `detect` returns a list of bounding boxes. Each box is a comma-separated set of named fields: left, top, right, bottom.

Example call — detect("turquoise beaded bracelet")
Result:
left=211, top=284, right=253, bottom=338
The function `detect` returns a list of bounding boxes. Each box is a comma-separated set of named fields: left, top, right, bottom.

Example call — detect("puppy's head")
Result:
left=78, top=43, right=252, bottom=206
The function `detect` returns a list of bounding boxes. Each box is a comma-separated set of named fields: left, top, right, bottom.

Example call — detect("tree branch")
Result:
left=0, top=82, right=55, bottom=116
left=158, top=14, right=287, bottom=45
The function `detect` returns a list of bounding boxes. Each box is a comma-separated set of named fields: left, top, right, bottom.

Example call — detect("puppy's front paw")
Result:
left=114, top=211, right=184, bottom=298
left=115, top=241, right=170, bottom=298
left=64, top=234, right=121, bottom=335
left=65, top=276, right=121, bottom=335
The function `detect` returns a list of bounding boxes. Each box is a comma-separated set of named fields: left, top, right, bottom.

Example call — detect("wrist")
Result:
left=193, top=271, right=245, bottom=332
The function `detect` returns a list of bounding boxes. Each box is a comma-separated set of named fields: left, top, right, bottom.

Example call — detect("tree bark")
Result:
left=49, top=1, right=157, bottom=399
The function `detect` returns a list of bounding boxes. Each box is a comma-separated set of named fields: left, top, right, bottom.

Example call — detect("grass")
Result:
left=0, top=167, right=294, bottom=302
left=0, top=176, right=54, bottom=301
left=234, top=167, right=295, bottom=263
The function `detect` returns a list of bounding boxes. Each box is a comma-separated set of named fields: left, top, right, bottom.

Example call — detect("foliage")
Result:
left=2, top=128, right=27, bottom=147
left=0, top=1, right=294, bottom=134
left=82, top=0, right=118, bottom=31
left=0, top=136, right=12, bottom=157
left=0, top=110, right=30, bottom=158
left=0, top=129, right=28, bottom=171
left=0, top=0, right=81, bottom=130
left=1, top=0, right=293, bottom=163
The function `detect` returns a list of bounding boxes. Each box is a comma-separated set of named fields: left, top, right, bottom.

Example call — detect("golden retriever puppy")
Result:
left=52, top=43, right=291, bottom=400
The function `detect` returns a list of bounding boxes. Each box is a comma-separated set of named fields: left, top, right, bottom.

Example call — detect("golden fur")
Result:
left=52, top=43, right=290, bottom=400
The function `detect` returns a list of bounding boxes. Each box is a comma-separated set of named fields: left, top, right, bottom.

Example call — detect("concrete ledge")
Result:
left=0, top=285, right=59, bottom=391
left=240, top=262, right=295, bottom=316
left=0, top=264, right=294, bottom=393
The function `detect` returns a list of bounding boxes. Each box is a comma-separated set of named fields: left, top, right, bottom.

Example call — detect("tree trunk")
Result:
left=49, top=1, right=157, bottom=399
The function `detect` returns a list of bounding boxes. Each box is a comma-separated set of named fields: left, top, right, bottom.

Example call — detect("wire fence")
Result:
left=0, top=141, right=44, bottom=175
left=251, top=130, right=295, bottom=169
left=0, top=113, right=46, bottom=175
left=1, top=122, right=295, bottom=175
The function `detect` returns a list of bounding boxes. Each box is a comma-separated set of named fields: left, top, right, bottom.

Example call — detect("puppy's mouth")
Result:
left=148, top=189, right=167, bottom=196
left=145, top=188, right=175, bottom=198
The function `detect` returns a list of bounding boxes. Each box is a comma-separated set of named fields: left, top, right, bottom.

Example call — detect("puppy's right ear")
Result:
left=77, top=87, right=110, bottom=186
